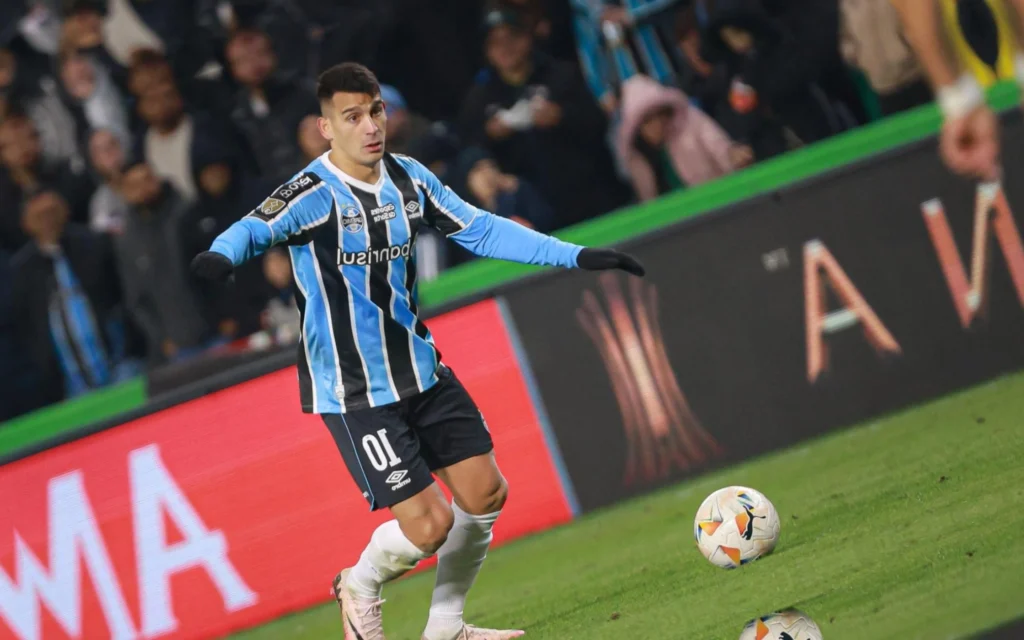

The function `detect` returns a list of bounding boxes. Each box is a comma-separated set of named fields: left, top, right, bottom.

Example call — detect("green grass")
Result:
left=233, top=372, right=1024, bottom=640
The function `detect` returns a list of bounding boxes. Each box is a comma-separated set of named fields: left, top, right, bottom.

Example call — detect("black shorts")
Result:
left=321, top=365, right=494, bottom=510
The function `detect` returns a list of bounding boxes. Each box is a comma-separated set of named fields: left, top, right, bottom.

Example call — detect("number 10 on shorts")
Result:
left=362, top=429, right=401, bottom=471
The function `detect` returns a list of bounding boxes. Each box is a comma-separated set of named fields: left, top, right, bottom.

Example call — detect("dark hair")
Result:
left=316, top=63, right=380, bottom=104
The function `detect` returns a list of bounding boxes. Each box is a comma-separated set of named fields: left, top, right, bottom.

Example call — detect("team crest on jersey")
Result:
left=260, top=198, right=287, bottom=216
left=341, top=205, right=364, bottom=233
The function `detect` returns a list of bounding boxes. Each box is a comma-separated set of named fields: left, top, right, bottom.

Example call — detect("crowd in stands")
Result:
left=0, top=0, right=1014, bottom=421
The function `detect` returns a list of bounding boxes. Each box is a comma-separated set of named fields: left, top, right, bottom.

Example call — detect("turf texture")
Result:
left=231, top=372, right=1024, bottom=639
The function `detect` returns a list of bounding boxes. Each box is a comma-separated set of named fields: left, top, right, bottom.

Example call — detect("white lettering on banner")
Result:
left=130, top=445, right=258, bottom=636
left=0, top=444, right=258, bottom=640
left=0, top=471, right=138, bottom=640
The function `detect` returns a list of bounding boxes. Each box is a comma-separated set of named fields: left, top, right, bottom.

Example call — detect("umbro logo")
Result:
left=405, top=201, right=422, bottom=219
left=386, top=469, right=411, bottom=491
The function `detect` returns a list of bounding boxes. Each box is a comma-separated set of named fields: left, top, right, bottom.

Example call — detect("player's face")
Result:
left=320, top=92, right=387, bottom=167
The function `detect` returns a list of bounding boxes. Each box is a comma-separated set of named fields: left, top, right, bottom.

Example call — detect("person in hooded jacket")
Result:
left=698, top=0, right=868, bottom=147
left=616, top=74, right=751, bottom=202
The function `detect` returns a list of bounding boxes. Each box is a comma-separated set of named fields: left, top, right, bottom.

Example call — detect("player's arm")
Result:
left=395, top=155, right=644, bottom=275
left=191, top=172, right=332, bottom=281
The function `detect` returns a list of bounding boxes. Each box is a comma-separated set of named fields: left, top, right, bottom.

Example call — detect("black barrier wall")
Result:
left=504, top=116, right=1024, bottom=513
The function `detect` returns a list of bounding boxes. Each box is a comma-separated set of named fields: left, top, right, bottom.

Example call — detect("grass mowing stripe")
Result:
left=232, top=372, right=1024, bottom=639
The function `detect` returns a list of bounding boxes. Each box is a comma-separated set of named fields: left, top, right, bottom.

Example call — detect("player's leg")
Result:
left=321, top=410, right=454, bottom=640
left=409, top=367, right=523, bottom=640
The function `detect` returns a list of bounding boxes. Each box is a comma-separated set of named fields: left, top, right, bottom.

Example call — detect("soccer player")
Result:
left=190, top=62, right=644, bottom=640
left=890, top=0, right=1024, bottom=180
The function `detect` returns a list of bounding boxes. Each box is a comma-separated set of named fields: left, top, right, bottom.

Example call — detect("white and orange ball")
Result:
left=738, top=609, right=823, bottom=640
left=693, top=486, right=780, bottom=568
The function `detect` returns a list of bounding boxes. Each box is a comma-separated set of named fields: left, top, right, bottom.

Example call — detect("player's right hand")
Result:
left=940, top=105, right=1000, bottom=181
left=190, top=251, right=234, bottom=283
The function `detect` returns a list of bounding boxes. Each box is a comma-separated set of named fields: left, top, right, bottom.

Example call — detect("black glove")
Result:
left=190, top=251, right=235, bottom=283
left=576, top=247, right=646, bottom=277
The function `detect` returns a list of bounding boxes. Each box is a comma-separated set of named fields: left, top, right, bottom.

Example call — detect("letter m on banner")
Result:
left=922, top=181, right=1024, bottom=328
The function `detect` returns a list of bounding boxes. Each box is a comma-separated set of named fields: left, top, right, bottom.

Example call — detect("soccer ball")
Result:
left=738, top=609, right=823, bottom=640
left=693, top=486, right=780, bottom=568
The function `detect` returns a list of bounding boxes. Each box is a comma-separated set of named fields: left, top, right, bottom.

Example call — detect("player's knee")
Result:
left=462, top=474, right=508, bottom=515
left=405, top=504, right=454, bottom=554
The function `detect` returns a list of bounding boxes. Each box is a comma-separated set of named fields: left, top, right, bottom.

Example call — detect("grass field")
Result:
left=233, top=372, right=1024, bottom=640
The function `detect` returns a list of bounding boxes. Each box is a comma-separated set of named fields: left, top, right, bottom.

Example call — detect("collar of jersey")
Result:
left=320, top=151, right=386, bottom=192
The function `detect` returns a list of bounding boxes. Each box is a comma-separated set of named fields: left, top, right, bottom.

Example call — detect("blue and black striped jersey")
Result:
left=210, top=152, right=584, bottom=413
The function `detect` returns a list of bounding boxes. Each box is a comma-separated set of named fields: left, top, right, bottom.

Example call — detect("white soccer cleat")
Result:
left=423, top=624, right=525, bottom=640
left=331, top=569, right=388, bottom=640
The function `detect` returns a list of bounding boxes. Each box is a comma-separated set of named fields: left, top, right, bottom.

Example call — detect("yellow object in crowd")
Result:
left=940, top=0, right=1018, bottom=87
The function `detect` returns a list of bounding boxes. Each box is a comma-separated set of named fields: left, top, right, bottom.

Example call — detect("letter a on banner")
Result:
left=921, top=181, right=1024, bottom=328
left=804, top=240, right=901, bottom=383
left=0, top=472, right=138, bottom=640
left=130, top=444, right=258, bottom=636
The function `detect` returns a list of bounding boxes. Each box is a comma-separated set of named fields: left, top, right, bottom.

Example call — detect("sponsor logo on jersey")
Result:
left=340, top=205, right=364, bottom=233
left=370, top=203, right=397, bottom=223
left=251, top=173, right=322, bottom=222
left=404, top=200, right=422, bottom=219
left=340, top=239, right=413, bottom=266
left=277, top=175, right=316, bottom=199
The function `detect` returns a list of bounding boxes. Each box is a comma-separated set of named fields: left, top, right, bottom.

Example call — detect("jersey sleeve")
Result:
left=209, top=172, right=333, bottom=265
left=392, top=155, right=583, bottom=269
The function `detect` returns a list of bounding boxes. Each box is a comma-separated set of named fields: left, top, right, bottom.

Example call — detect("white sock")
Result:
left=346, top=520, right=431, bottom=599
left=422, top=503, right=500, bottom=640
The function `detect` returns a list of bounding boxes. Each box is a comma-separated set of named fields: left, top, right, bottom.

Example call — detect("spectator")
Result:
left=380, top=84, right=432, bottom=156
left=260, top=247, right=300, bottom=346
left=136, top=80, right=228, bottom=204
left=297, top=114, right=330, bottom=164
left=616, top=74, right=751, bottom=202
left=405, top=124, right=462, bottom=182
left=839, top=0, right=931, bottom=116
left=570, top=0, right=689, bottom=113
left=226, top=27, right=319, bottom=184
left=675, top=6, right=790, bottom=160
left=114, top=161, right=211, bottom=364
left=453, top=146, right=556, bottom=232
left=699, top=0, right=868, bottom=147
left=11, top=191, right=137, bottom=406
left=86, top=128, right=130, bottom=234
left=60, top=1, right=123, bottom=84
left=180, top=141, right=277, bottom=340
left=0, top=108, right=94, bottom=251
left=460, top=6, right=631, bottom=229
left=58, top=46, right=131, bottom=145
left=126, top=48, right=234, bottom=126
left=0, top=249, right=44, bottom=420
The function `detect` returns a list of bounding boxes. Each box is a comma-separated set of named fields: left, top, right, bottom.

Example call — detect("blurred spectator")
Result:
left=570, top=0, right=689, bottom=113
left=226, top=27, right=319, bottom=184
left=86, top=128, right=130, bottom=234
left=461, top=6, right=631, bottom=229
left=58, top=46, right=131, bottom=145
left=114, top=161, right=211, bottom=363
left=405, top=124, right=462, bottom=182
left=122, top=0, right=218, bottom=83
left=616, top=74, right=750, bottom=202
left=259, top=247, right=300, bottom=345
left=297, top=114, right=329, bottom=163
left=60, top=1, right=123, bottom=83
left=0, top=108, right=95, bottom=251
left=839, top=0, right=931, bottom=116
left=699, top=0, right=867, bottom=147
left=126, top=47, right=234, bottom=125
left=136, top=80, right=230, bottom=204
left=380, top=84, right=432, bottom=156
left=180, top=141, right=277, bottom=340
left=453, top=146, right=556, bottom=232
left=0, top=249, right=44, bottom=420
left=11, top=191, right=138, bottom=406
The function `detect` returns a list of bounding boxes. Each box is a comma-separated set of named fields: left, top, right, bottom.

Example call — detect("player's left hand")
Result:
left=191, top=251, right=235, bottom=283
left=577, top=247, right=646, bottom=277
